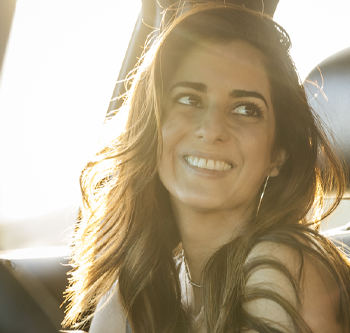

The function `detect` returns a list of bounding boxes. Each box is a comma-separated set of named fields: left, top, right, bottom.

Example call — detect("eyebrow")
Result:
left=169, top=81, right=207, bottom=93
left=169, top=81, right=268, bottom=108
left=230, top=89, right=268, bottom=108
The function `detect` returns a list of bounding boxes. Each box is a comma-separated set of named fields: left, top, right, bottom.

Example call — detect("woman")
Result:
left=63, top=2, right=350, bottom=332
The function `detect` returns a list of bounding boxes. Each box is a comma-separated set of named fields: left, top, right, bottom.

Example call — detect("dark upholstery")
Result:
left=0, top=259, right=59, bottom=333
left=0, top=256, right=70, bottom=333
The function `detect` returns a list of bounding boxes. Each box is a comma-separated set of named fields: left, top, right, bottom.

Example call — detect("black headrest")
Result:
left=0, top=260, right=59, bottom=333
left=304, top=47, right=350, bottom=198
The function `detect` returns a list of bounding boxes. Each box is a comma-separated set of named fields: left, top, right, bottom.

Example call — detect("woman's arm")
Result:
left=89, top=285, right=127, bottom=333
left=243, top=241, right=345, bottom=333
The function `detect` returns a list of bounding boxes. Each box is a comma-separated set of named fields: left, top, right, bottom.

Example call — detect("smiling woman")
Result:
left=63, top=2, right=350, bottom=333
left=159, top=41, right=284, bottom=218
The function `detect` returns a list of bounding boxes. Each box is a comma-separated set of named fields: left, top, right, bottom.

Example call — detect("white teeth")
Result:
left=215, top=160, right=222, bottom=170
left=207, top=159, right=215, bottom=170
left=188, top=156, right=195, bottom=165
left=185, top=155, right=232, bottom=171
left=198, top=158, right=207, bottom=168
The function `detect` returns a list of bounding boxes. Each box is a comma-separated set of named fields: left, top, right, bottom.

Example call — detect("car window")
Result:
left=0, top=0, right=141, bottom=255
left=274, top=0, right=350, bottom=80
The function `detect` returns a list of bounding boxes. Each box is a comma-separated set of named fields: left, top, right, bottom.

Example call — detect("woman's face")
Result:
left=158, top=41, right=285, bottom=215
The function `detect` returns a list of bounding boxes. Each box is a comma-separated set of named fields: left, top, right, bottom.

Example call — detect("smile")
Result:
left=184, top=155, right=233, bottom=171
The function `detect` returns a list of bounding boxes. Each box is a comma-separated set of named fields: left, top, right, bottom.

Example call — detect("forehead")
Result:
left=167, top=40, right=271, bottom=102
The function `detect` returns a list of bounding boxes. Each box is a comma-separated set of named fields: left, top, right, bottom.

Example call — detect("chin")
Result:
left=179, top=194, right=228, bottom=212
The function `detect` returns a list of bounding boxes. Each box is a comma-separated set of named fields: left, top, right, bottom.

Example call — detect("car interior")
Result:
left=0, top=0, right=349, bottom=332
left=305, top=46, right=350, bottom=246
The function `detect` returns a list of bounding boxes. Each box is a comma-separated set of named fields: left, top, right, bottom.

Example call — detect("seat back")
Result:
left=304, top=47, right=350, bottom=248
left=0, top=259, right=61, bottom=333
left=304, top=47, right=350, bottom=195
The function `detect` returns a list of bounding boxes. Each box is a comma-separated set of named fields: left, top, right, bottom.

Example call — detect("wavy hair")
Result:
left=63, top=2, right=350, bottom=332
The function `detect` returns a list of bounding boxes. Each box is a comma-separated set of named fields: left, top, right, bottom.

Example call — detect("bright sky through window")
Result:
left=0, top=0, right=141, bottom=249
left=274, top=0, right=350, bottom=81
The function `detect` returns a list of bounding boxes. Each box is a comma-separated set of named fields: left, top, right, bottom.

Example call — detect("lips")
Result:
left=184, top=155, right=233, bottom=171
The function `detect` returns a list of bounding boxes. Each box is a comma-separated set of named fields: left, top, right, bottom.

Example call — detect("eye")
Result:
left=175, top=94, right=202, bottom=107
left=231, top=103, right=262, bottom=117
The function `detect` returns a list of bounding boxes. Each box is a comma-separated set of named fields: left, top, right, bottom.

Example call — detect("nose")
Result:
left=194, top=107, right=229, bottom=143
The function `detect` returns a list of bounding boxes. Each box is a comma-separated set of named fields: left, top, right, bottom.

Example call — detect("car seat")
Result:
left=0, top=256, right=69, bottom=333
left=304, top=46, right=350, bottom=249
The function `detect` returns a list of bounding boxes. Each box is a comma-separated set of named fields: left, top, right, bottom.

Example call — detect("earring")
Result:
left=256, top=175, right=270, bottom=217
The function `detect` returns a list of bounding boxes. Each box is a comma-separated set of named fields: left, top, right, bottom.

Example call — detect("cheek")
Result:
left=160, top=124, right=177, bottom=164
left=239, top=126, right=275, bottom=165
left=158, top=121, right=181, bottom=181
left=161, top=114, right=190, bottom=156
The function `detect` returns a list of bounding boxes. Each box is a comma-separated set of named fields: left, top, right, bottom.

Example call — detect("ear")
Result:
left=270, top=148, right=288, bottom=177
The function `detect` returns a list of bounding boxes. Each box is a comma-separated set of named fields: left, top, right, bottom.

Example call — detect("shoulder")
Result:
left=89, top=282, right=127, bottom=333
left=243, top=238, right=344, bottom=333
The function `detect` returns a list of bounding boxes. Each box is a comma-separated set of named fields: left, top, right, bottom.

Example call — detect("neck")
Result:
left=174, top=198, right=253, bottom=317
left=173, top=198, right=253, bottom=286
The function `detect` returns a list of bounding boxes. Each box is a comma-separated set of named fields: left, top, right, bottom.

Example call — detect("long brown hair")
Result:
left=63, top=2, right=350, bottom=332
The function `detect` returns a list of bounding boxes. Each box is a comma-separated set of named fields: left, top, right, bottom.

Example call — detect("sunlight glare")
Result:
left=274, top=0, right=350, bottom=81
left=0, top=246, right=68, bottom=259
left=0, top=0, right=141, bottom=229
